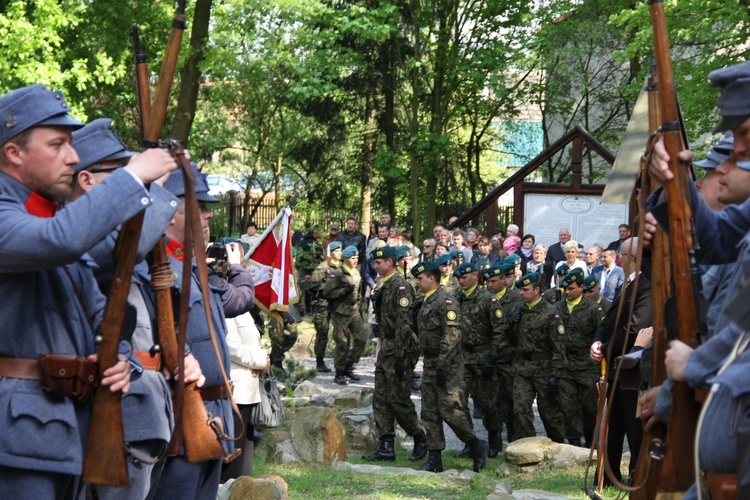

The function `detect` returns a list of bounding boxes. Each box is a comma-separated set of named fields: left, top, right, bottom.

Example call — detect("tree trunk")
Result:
left=170, top=0, right=213, bottom=144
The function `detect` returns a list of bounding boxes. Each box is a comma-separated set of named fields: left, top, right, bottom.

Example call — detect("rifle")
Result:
left=630, top=61, right=672, bottom=500
left=647, top=0, right=702, bottom=493
left=133, top=3, right=226, bottom=462
left=82, top=1, right=188, bottom=486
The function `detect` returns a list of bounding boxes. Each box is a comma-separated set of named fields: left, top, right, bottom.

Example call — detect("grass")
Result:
left=253, top=443, right=628, bottom=499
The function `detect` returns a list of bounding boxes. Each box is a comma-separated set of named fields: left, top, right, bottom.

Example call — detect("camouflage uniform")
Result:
left=489, top=287, right=521, bottom=442
left=269, top=319, right=299, bottom=367
left=310, top=258, right=340, bottom=359
left=513, top=299, right=567, bottom=442
left=596, top=297, right=612, bottom=314
left=323, top=264, right=367, bottom=371
left=542, top=287, right=563, bottom=305
left=418, top=287, right=476, bottom=450
left=440, top=274, right=461, bottom=299
left=458, top=286, right=501, bottom=434
left=371, top=272, right=422, bottom=438
left=555, top=296, right=605, bottom=445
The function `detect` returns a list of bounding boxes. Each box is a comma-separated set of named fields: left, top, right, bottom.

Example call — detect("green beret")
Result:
left=396, top=246, right=412, bottom=260
left=342, top=246, right=359, bottom=258
left=449, top=250, right=463, bottom=260
left=453, top=262, right=476, bottom=277
left=583, top=274, right=599, bottom=291
left=411, top=260, right=438, bottom=277
left=370, top=246, right=396, bottom=260
left=435, top=253, right=453, bottom=267
left=504, top=254, right=522, bottom=265
left=329, top=241, right=342, bottom=251
left=483, top=266, right=503, bottom=280
left=555, top=263, right=570, bottom=276
left=497, top=262, right=515, bottom=277
left=515, top=272, right=541, bottom=289
left=560, top=268, right=584, bottom=288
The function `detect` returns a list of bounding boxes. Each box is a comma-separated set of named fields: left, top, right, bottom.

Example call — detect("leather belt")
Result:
left=200, top=383, right=233, bottom=401
left=0, top=357, right=40, bottom=380
left=133, top=351, right=163, bottom=371
left=567, top=348, right=585, bottom=356
left=704, top=472, right=737, bottom=500
left=522, top=352, right=552, bottom=361
left=462, top=342, right=493, bottom=354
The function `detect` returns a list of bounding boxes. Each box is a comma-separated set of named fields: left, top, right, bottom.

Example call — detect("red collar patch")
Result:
left=166, top=238, right=185, bottom=262
left=25, top=192, right=58, bottom=218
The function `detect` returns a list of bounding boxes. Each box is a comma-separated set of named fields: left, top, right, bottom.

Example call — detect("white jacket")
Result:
left=226, top=312, right=268, bottom=405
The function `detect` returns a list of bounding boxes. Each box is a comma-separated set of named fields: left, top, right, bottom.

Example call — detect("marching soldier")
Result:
left=513, top=272, right=567, bottom=443
left=309, top=242, right=343, bottom=373
left=363, top=246, right=425, bottom=462
left=542, top=263, right=569, bottom=304
left=410, top=261, right=488, bottom=473
left=583, top=273, right=611, bottom=313
left=555, top=269, right=605, bottom=447
left=323, top=246, right=367, bottom=385
left=484, top=262, right=521, bottom=446
left=435, top=253, right=460, bottom=298
left=453, top=262, right=503, bottom=458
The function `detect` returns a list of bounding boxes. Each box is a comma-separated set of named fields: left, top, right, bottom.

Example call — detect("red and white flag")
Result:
left=243, top=206, right=299, bottom=324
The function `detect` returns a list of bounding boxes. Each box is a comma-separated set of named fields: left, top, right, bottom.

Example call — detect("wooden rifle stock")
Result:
left=630, top=63, right=672, bottom=500
left=82, top=215, right=144, bottom=487
left=648, top=0, right=701, bottom=493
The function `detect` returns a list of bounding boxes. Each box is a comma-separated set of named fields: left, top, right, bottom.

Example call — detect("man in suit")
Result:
left=590, top=237, right=652, bottom=485
left=546, top=228, right=570, bottom=266
left=598, top=249, right=625, bottom=302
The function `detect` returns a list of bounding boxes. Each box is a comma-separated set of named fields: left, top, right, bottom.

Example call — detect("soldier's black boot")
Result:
left=472, top=398, right=483, bottom=419
left=363, top=437, right=396, bottom=462
left=417, top=450, right=443, bottom=472
left=333, top=371, right=348, bottom=385
left=567, top=437, right=582, bottom=447
left=316, top=357, right=332, bottom=373
left=470, top=437, right=489, bottom=472
left=344, top=361, right=361, bottom=381
left=506, top=418, right=516, bottom=443
left=409, top=429, right=427, bottom=461
left=488, top=429, right=501, bottom=458
left=455, top=443, right=472, bottom=458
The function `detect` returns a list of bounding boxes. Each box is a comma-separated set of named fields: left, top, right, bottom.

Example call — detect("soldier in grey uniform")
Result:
left=484, top=262, right=521, bottom=447
left=323, top=245, right=367, bottom=385
left=0, top=84, right=175, bottom=498
left=410, top=261, right=488, bottom=473
left=513, top=272, right=567, bottom=443
left=453, top=262, right=503, bottom=457
left=554, top=269, right=604, bottom=447
left=309, top=242, right=343, bottom=373
left=363, top=246, right=425, bottom=462
left=583, top=273, right=611, bottom=314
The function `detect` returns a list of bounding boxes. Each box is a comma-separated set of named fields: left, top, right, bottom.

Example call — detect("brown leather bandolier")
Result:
left=0, top=355, right=100, bottom=402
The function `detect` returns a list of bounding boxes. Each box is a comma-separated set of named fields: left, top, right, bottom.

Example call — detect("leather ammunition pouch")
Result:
left=37, top=354, right=100, bottom=402
left=133, top=350, right=163, bottom=371
left=200, top=382, right=233, bottom=401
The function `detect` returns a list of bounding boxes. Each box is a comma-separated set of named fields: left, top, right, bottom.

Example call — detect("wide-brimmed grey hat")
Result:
left=0, top=84, right=84, bottom=147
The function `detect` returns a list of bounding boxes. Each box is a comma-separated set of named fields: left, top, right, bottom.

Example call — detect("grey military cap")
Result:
left=164, top=162, right=219, bottom=203
left=0, top=83, right=84, bottom=147
left=695, top=131, right=733, bottom=170
left=72, top=118, right=137, bottom=173
left=709, top=61, right=750, bottom=133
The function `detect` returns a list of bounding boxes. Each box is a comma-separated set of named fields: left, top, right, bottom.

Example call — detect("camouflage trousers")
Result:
left=496, top=361, right=515, bottom=440
left=312, top=302, right=330, bottom=358
left=513, top=360, right=565, bottom=443
left=560, top=360, right=599, bottom=444
left=462, top=363, right=501, bottom=432
left=421, top=358, right=475, bottom=450
left=330, top=312, right=367, bottom=371
left=270, top=323, right=299, bottom=366
left=373, top=351, right=421, bottom=439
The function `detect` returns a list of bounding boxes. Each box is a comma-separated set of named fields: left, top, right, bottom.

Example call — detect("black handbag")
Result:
left=250, top=371, right=285, bottom=428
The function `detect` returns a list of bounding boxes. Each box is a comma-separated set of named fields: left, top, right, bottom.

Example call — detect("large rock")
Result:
left=263, top=431, right=291, bottom=462
left=341, top=406, right=377, bottom=449
left=545, top=443, right=597, bottom=468
left=291, top=407, right=347, bottom=463
left=228, top=475, right=288, bottom=500
left=287, top=329, right=314, bottom=359
left=334, top=387, right=363, bottom=406
left=294, top=380, right=324, bottom=397
left=270, top=439, right=302, bottom=464
left=505, top=437, right=553, bottom=465
left=512, top=489, right=571, bottom=500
